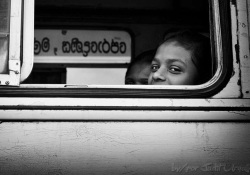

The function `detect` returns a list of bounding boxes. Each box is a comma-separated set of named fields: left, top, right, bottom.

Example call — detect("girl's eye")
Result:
left=151, top=64, right=159, bottom=72
left=169, top=66, right=182, bottom=74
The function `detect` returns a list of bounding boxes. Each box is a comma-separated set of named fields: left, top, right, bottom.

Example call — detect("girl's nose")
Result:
left=152, top=68, right=166, bottom=82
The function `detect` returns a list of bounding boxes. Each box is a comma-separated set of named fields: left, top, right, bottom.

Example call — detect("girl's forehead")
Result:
left=160, top=41, right=185, bottom=51
left=156, top=42, right=192, bottom=62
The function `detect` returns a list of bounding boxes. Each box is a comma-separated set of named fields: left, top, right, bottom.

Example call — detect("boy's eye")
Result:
left=125, top=79, right=135, bottom=85
left=151, top=64, right=159, bottom=72
left=126, top=82, right=134, bottom=85
left=169, top=66, right=182, bottom=74
left=140, top=79, right=148, bottom=85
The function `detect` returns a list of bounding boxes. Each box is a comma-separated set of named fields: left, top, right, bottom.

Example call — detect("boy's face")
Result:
left=148, top=42, right=198, bottom=85
left=125, top=63, right=151, bottom=85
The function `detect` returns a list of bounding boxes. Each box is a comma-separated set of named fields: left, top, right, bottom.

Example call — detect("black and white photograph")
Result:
left=0, top=0, right=250, bottom=174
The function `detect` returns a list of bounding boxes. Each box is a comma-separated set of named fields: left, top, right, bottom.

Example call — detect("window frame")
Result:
left=20, top=0, right=34, bottom=83
left=0, top=0, right=22, bottom=86
left=0, top=0, right=233, bottom=98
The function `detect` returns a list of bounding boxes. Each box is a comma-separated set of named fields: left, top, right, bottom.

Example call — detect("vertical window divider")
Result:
left=20, top=0, right=34, bottom=82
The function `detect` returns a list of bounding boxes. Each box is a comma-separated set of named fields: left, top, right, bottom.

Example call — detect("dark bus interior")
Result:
left=23, top=0, right=210, bottom=85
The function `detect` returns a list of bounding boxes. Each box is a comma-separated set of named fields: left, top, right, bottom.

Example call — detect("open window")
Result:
left=0, top=0, right=21, bottom=86
left=0, top=0, right=34, bottom=86
left=0, top=0, right=232, bottom=98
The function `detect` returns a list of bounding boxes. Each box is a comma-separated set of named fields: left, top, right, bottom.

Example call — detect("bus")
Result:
left=0, top=0, right=250, bottom=174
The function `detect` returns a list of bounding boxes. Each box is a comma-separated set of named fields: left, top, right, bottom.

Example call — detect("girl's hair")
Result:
left=161, top=30, right=212, bottom=84
left=125, top=50, right=156, bottom=77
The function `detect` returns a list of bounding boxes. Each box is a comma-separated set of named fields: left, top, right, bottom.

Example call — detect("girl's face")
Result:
left=148, top=42, right=199, bottom=85
left=125, top=63, right=151, bottom=85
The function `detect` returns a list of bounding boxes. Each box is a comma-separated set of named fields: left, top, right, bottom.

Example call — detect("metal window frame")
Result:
left=20, top=0, right=34, bottom=82
left=0, top=0, right=22, bottom=86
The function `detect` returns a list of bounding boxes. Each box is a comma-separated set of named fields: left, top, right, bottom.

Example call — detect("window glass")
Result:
left=0, top=0, right=10, bottom=74
left=0, top=0, right=10, bottom=33
left=0, top=37, right=8, bottom=74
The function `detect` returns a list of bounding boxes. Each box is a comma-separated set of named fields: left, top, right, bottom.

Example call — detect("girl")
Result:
left=148, top=30, right=212, bottom=85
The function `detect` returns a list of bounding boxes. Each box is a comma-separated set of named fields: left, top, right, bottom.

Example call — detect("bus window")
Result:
left=0, top=0, right=234, bottom=98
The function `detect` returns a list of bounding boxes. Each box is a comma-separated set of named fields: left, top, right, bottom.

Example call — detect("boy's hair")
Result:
left=125, top=50, right=156, bottom=77
left=161, top=30, right=212, bottom=84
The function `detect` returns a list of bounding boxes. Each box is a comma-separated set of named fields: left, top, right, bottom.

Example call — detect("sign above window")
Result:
left=34, top=29, right=131, bottom=64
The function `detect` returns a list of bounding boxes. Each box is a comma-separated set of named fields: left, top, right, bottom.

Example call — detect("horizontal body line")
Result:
left=0, top=106, right=249, bottom=111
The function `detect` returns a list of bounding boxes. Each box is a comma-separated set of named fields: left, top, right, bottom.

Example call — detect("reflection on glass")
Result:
left=0, top=37, right=8, bottom=74
left=0, top=0, right=10, bottom=33
left=0, top=0, right=10, bottom=74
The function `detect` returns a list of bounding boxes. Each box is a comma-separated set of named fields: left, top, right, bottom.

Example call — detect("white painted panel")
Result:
left=0, top=110, right=250, bottom=121
left=0, top=98, right=249, bottom=108
left=34, top=30, right=131, bottom=64
left=238, top=0, right=250, bottom=98
left=213, top=1, right=241, bottom=98
left=0, top=122, right=250, bottom=174
left=0, top=98, right=249, bottom=120
left=66, top=68, right=127, bottom=85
